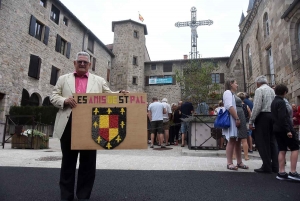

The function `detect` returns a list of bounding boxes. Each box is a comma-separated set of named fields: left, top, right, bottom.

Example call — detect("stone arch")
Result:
left=42, top=96, right=53, bottom=106
left=29, top=92, right=42, bottom=106
left=21, top=88, right=30, bottom=106
left=289, top=11, right=300, bottom=64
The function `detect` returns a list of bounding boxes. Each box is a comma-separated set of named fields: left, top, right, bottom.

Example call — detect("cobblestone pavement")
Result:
left=1, top=138, right=300, bottom=173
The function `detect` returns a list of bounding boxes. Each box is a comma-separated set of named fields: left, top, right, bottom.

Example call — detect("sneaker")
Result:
left=161, top=145, right=166, bottom=148
left=150, top=145, right=154, bottom=148
left=288, top=172, right=300, bottom=181
left=276, top=172, right=290, bottom=181
left=248, top=150, right=253, bottom=153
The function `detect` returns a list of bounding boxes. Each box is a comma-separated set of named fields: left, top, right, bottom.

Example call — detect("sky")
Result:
left=60, top=0, right=250, bottom=61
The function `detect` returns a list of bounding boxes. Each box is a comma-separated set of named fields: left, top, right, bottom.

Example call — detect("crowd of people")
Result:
left=147, top=75, right=300, bottom=182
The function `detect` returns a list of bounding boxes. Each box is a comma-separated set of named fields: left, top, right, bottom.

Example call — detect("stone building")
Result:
left=1, top=0, right=299, bottom=124
left=0, top=0, right=114, bottom=122
left=144, top=57, right=229, bottom=104
left=227, top=0, right=300, bottom=103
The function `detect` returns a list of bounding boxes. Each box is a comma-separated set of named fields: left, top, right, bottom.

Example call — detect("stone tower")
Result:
left=110, top=20, right=149, bottom=92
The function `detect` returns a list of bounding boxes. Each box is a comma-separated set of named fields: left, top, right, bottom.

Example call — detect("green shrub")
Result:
left=9, top=106, right=58, bottom=125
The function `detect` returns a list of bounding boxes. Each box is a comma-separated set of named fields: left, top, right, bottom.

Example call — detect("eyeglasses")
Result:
left=76, top=60, right=89, bottom=65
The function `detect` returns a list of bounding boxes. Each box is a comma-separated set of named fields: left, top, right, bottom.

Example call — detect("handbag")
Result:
left=214, top=108, right=231, bottom=129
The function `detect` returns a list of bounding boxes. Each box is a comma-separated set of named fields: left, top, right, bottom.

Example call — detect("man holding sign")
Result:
left=50, top=51, right=128, bottom=201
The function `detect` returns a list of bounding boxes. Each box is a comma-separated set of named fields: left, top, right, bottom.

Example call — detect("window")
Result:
left=42, top=97, right=53, bottom=106
left=21, top=89, right=30, bottom=106
left=211, top=73, right=224, bottom=83
left=29, top=15, right=50, bottom=45
left=88, top=37, right=94, bottom=53
left=246, top=45, right=253, bottom=77
left=267, top=48, right=275, bottom=85
left=92, top=57, right=96, bottom=71
left=132, top=76, right=138, bottom=85
left=133, top=56, right=138, bottom=65
left=28, top=54, right=41, bottom=79
left=163, top=62, right=172, bottom=72
left=40, top=0, right=46, bottom=7
left=60, top=38, right=66, bottom=55
left=133, top=30, right=138, bottom=38
left=263, top=13, right=270, bottom=37
left=63, top=16, right=68, bottom=26
left=34, top=21, right=44, bottom=40
left=50, top=4, right=60, bottom=24
left=29, top=93, right=40, bottom=106
left=50, top=66, right=60, bottom=85
left=151, top=64, right=156, bottom=70
left=55, top=34, right=71, bottom=58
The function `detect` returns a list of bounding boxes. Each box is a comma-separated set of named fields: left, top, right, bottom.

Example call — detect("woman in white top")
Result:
left=223, top=79, right=248, bottom=170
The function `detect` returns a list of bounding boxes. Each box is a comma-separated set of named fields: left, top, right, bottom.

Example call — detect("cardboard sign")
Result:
left=71, top=93, right=147, bottom=150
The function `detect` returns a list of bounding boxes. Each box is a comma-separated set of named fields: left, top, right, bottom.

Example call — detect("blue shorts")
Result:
left=180, top=122, right=189, bottom=134
left=247, top=129, right=252, bottom=136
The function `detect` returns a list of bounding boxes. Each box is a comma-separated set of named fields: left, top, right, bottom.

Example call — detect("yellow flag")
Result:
left=139, top=14, right=144, bottom=22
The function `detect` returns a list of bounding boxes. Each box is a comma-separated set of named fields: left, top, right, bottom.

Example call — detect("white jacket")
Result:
left=50, top=73, right=115, bottom=139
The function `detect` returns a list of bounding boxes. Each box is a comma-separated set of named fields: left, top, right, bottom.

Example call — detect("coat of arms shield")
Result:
left=91, top=107, right=126, bottom=149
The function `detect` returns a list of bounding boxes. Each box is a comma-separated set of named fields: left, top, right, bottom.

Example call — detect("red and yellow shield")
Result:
left=91, top=107, right=126, bottom=149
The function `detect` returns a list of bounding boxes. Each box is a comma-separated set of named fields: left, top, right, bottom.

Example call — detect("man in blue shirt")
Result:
left=243, top=92, right=253, bottom=111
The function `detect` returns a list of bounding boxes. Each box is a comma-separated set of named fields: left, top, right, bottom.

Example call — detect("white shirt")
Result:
left=162, top=102, right=172, bottom=121
left=148, top=102, right=165, bottom=121
left=249, top=84, right=275, bottom=124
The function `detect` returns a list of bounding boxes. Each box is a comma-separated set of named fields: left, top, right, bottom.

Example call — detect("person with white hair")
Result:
left=249, top=75, right=278, bottom=174
left=50, top=51, right=128, bottom=200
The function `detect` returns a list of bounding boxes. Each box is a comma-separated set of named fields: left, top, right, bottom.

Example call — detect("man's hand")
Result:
left=287, top=132, right=292, bottom=138
left=119, top=90, right=129, bottom=93
left=249, top=124, right=255, bottom=130
left=64, top=97, right=77, bottom=108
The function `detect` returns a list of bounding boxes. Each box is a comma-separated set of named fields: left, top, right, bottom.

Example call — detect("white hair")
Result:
left=255, top=75, right=268, bottom=84
left=75, top=51, right=90, bottom=62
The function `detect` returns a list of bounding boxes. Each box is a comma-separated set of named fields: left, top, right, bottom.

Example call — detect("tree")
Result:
left=175, top=59, right=220, bottom=107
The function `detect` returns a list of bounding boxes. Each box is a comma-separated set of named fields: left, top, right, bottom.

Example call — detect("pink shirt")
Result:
left=74, top=72, right=89, bottom=93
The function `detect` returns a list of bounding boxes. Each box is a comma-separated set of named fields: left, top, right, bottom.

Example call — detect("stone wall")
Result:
left=0, top=0, right=113, bottom=121
left=144, top=59, right=228, bottom=104
left=110, top=21, right=146, bottom=92
left=228, top=0, right=300, bottom=103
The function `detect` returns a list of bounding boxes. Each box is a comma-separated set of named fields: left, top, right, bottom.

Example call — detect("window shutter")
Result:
left=28, top=54, right=40, bottom=78
left=29, top=15, right=36, bottom=37
left=172, top=75, right=176, bottom=85
left=50, top=66, right=58, bottom=85
left=21, top=89, right=30, bottom=106
left=220, top=73, right=225, bottom=84
left=55, top=34, right=61, bottom=52
left=106, top=69, right=110, bottom=82
left=37, top=57, right=41, bottom=79
left=145, top=76, right=149, bottom=86
left=66, top=42, right=71, bottom=58
left=43, top=26, right=50, bottom=45
left=92, top=57, right=96, bottom=71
